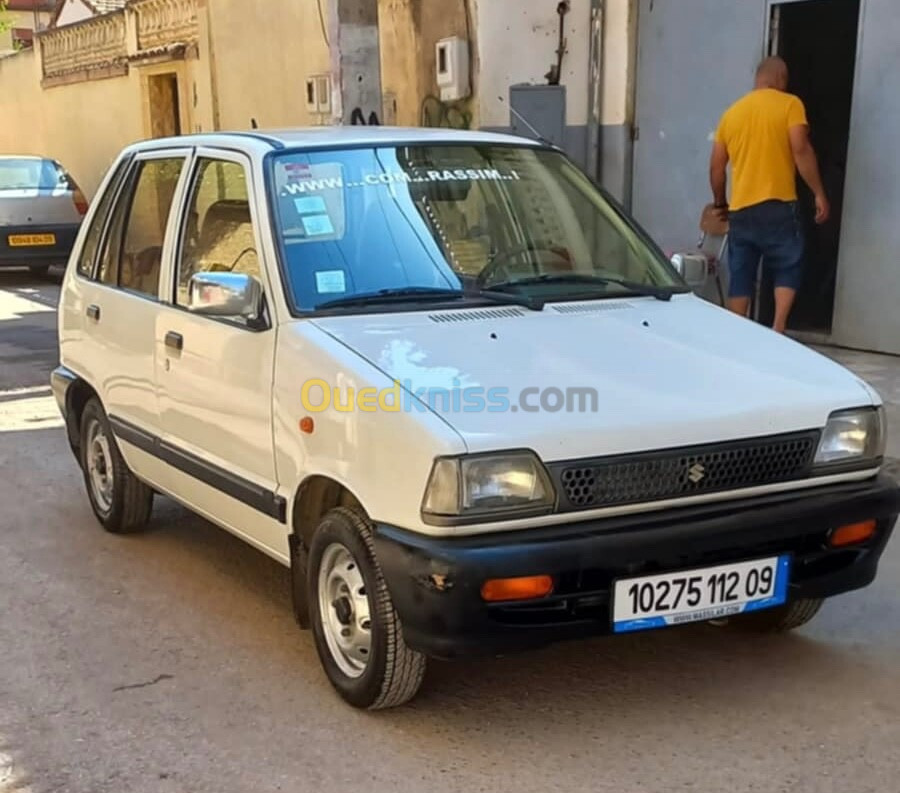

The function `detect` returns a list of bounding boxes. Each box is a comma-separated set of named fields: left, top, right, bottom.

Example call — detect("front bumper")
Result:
left=374, top=474, right=900, bottom=659
left=0, top=223, right=80, bottom=267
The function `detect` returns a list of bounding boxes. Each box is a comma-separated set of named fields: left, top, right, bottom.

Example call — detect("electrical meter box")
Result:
left=436, top=36, right=470, bottom=101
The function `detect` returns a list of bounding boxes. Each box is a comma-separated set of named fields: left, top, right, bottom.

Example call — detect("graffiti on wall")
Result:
left=350, top=107, right=381, bottom=125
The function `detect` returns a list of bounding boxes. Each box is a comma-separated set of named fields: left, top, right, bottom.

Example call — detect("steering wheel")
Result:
left=477, top=241, right=571, bottom=288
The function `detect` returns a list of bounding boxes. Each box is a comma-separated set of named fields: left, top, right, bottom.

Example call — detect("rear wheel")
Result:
left=733, top=598, right=824, bottom=632
left=28, top=265, right=49, bottom=278
left=80, top=398, right=153, bottom=533
left=308, top=507, right=426, bottom=709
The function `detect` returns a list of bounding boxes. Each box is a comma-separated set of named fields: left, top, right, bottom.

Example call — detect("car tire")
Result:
left=733, top=598, right=824, bottom=632
left=80, top=398, right=153, bottom=533
left=308, top=507, right=426, bottom=709
left=28, top=265, right=50, bottom=278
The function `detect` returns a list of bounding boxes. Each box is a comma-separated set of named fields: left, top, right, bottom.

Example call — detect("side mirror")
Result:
left=188, top=272, right=263, bottom=320
left=670, top=252, right=708, bottom=288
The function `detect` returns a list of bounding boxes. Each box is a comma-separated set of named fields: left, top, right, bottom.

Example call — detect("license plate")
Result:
left=612, top=555, right=790, bottom=633
left=8, top=233, right=56, bottom=246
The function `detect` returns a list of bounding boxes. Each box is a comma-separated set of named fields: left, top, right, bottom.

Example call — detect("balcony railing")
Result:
left=40, top=11, right=127, bottom=79
left=132, top=0, right=199, bottom=53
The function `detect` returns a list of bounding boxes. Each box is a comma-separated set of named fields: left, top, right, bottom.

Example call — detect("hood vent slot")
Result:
left=551, top=302, right=634, bottom=314
left=429, top=307, right=526, bottom=323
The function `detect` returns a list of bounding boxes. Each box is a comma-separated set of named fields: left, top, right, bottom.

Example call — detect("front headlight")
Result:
left=422, top=451, right=556, bottom=522
left=814, top=407, right=885, bottom=466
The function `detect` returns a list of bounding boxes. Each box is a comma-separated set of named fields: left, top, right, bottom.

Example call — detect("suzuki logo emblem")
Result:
left=687, top=463, right=706, bottom=483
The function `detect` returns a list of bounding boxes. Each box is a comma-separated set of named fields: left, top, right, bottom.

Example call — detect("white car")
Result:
left=53, top=128, right=899, bottom=709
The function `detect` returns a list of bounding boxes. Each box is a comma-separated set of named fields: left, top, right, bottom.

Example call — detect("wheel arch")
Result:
left=288, top=474, right=366, bottom=630
left=64, top=378, right=100, bottom=461
left=291, top=474, right=366, bottom=550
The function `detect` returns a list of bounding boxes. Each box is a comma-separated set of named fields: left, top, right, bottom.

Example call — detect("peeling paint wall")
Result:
left=377, top=0, right=471, bottom=128
left=330, top=0, right=383, bottom=124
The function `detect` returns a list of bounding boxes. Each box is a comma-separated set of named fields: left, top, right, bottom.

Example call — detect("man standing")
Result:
left=710, top=56, right=829, bottom=333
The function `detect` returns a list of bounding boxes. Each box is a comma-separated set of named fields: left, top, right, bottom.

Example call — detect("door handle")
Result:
left=164, top=331, right=183, bottom=352
left=86, top=304, right=100, bottom=321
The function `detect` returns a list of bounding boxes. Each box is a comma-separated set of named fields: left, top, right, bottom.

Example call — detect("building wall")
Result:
left=377, top=0, right=471, bottom=128
left=206, top=0, right=331, bottom=130
left=0, top=47, right=144, bottom=195
left=830, top=0, right=900, bottom=354
left=0, top=8, right=51, bottom=53
left=474, top=0, right=592, bottom=130
left=472, top=0, right=635, bottom=193
left=597, top=0, right=636, bottom=203
left=0, top=0, right=331, bottom=199
left=625, top=0, right=900, bottom=354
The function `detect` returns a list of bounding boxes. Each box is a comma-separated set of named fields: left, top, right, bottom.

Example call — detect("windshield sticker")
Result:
left=302, top=214, right=335, bottom=237
left=293, top=196, right=328, bottom=214
left=280, top=167, right=522, bottom=195
left=315, top=270, right=346, bottom=294
left=277, top=162, right=346, bottom=242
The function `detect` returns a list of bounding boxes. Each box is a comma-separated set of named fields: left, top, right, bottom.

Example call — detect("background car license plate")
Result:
left=8, top=233, right=56, bottom=246
left=612, top=555, right=790, bottom=633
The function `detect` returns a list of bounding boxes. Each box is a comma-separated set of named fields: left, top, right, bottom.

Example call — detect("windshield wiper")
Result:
left=486, top=273, right=677, bottom=302
left=316, top=286, right=542, bottom=311
left=316, top=287, right=464, bottom=310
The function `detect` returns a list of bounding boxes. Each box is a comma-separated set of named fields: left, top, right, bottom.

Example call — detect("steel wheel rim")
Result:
left=86, top=418, right=114, bottom=513
left=317, top=542, right=372, bottom=678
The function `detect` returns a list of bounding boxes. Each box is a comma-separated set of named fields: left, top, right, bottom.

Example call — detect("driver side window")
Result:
left=176, top=158, right=260, bottom=306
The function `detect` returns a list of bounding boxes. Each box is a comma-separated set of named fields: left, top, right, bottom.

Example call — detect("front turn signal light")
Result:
left=481, top=575, right=554, bottom=602
left=829, top=519, right=876, bottom=547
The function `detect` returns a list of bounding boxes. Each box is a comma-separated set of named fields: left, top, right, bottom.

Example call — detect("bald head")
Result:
left=755, top=56, right=789, bottom=91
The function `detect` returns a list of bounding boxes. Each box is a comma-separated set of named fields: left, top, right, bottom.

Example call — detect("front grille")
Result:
left=551, top=431, right=819, bottom=511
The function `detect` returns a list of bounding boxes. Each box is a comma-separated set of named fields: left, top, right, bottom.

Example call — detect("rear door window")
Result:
left=97, top=157, right=185, bottom=296
left=76, top=160, right=129, bottom=279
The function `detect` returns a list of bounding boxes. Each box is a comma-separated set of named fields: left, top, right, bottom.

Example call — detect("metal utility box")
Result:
left=509, top=84, right=566, bottom=148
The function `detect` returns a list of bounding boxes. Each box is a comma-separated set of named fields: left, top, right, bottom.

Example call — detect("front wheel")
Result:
left=80, top=398, right=154, bottom=533
left=308, top=507, right=426, bottom=709
left=732, top=598, right=824, bottom=632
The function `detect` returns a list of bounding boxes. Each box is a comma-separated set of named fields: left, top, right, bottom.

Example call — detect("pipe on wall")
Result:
left=586, top=0, right=604, bottom=182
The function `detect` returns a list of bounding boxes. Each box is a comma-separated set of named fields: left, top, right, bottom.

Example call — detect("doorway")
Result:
left=758, top=0, right=860, bottom=333
left=147, top=73, right=182, bottom=139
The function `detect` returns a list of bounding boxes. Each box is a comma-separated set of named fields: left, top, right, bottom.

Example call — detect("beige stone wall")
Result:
left=0, top=47, right=208, bottom=197
left=0, top=49, right=139, bottom=196
left=206, top=0, right=331, bottom=130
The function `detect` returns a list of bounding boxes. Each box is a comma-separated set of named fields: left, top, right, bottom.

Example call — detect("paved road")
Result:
left=1, top=271, right=898, bottom=793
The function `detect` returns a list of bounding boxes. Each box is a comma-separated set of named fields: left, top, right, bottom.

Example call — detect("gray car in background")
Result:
left=0, top=156, right=87, bottom=276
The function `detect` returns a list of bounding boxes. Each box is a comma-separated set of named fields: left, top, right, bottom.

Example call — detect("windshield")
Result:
left=0, top=158, right=69, bottom=191
left=269, top=144, right=683, bottom=312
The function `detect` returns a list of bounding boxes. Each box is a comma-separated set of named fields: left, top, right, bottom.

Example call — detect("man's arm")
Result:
left=789, top=124, right=830, bottom=224
left=709, top=141, right=729, bottom=214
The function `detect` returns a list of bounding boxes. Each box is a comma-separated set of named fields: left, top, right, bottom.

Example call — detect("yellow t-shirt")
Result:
left=715, top=88, right=808, bottom=211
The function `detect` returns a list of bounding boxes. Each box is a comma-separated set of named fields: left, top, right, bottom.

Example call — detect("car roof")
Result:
left=129, top=126, right=545, bottom=153
left=0, top=155, right=52, bottom=161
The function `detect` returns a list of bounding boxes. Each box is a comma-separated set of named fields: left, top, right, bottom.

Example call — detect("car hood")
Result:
left=310, top=294, right=874, bottom=461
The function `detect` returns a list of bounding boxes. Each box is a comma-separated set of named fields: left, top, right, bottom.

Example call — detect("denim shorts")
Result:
left=727, top=200, right=804, bottom=298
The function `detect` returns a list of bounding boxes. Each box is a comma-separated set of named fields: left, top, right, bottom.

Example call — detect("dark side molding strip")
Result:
left=109, top=415, right=287, bottom=523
